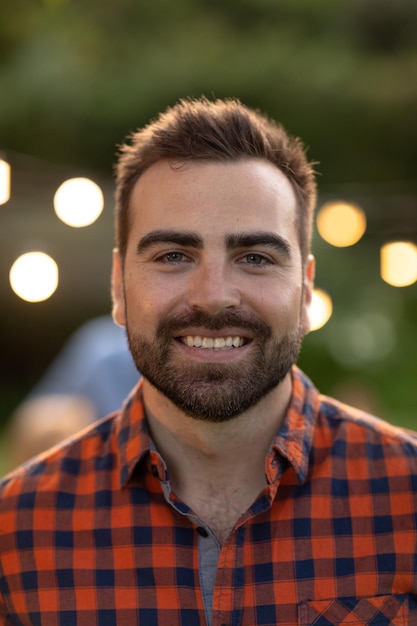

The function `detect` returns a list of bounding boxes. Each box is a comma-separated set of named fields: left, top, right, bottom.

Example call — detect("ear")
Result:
left=111, top=248, right=126, bottom=327
left=300, top=254, right=315, bottom=335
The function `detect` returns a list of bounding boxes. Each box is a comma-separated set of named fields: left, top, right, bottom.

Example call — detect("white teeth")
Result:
left=182, top=335, right=245, bottom=349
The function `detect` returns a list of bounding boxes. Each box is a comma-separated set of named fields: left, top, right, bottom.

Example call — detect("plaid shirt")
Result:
left=1, top=365, right=417, bottom=625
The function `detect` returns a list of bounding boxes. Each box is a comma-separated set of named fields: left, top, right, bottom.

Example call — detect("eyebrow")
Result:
left=226, top=232, right=292, bottom=257
left=136, top=229, right=292, bottom=258
left=136, top=230, right=203, bottom=254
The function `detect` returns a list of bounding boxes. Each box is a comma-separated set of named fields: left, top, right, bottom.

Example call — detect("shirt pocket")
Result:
left=298, top=594, right=409, bottom=625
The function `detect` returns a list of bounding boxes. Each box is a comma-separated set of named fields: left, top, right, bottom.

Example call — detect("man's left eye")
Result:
left=244, top=253, right=269, bottom=265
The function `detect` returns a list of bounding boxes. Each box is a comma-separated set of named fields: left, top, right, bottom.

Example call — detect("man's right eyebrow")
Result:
left=136, top=230, right=203, bottom=254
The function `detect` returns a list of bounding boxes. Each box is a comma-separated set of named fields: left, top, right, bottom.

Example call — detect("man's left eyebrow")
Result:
left=226, top=232, right=292, bottom=257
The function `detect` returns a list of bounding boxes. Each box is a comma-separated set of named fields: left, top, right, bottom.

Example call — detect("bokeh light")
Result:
left=309, top=288, right=333, bottom=331
left=380, top=241, right=417, bottom=287
left=9, top=252, right=59, bottom=302
left=317, top=201, right=367, bottom=247
left=0, top=159, right=11, bottom=205
left=54, top=177, right=104, bottom=227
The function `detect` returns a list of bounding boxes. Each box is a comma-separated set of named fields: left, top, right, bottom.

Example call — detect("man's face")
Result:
left=112, top=158, right=314, bottom=421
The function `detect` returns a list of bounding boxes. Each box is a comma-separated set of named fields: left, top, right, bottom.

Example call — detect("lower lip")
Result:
left=173, top=339, right=253, bottom=362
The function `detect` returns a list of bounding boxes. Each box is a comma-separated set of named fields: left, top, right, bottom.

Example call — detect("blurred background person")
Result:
left=3, top=316, right=139, bottom=469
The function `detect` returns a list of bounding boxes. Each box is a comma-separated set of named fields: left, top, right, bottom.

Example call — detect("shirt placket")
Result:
left=210, top=458, right=282, bottom=626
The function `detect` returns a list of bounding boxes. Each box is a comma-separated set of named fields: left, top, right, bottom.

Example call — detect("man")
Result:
left=0, top=97, right=416, bottom=625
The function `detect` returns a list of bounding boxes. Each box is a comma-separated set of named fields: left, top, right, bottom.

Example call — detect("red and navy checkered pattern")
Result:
left=1, top=366, right=417, bottom=625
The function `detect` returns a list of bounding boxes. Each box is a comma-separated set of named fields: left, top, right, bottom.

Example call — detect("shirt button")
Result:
left=196, top=526, right=209, bottom=537
left=151, top=465, right=159, bottom=478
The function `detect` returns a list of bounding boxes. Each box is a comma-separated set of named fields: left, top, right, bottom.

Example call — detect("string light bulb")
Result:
left=380, top=242, right=417, bottom=287
left=317, top=201, right=367, bottom=247
left=0, top=159, right=11, bottom=205
left=54, top=177, right=104, bottom=227
left=9, top=252, right=59, bottom=302
left=309, top=288, right=333, bottom=331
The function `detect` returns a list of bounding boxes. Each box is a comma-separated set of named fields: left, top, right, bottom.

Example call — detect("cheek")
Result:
left=261, top=286, right=304, bottom=331
left=124, top=274, right=180, bottom=326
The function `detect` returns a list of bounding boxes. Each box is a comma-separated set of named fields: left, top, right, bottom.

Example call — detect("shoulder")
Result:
left=317, top=393, right=417, bottom=463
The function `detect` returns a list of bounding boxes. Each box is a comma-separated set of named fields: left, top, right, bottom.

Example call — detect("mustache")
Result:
left=157, top=309, right=272, bottom=338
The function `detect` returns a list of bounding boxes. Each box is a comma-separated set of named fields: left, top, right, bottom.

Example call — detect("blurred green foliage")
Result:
left=0, top=0, right=416, bottom=430
left=1, top=0, right=417, bottom=181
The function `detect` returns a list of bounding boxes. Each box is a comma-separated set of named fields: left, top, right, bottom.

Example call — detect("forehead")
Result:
left=128, top=158, right=298, bottom=241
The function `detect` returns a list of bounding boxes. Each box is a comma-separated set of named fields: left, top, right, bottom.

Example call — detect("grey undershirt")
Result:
left=197, top=529, right=221, bottom=626
left=160, top=480, right=221, bottom=626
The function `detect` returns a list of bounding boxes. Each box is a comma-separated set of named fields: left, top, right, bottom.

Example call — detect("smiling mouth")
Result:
left=179, top=335, right=248, bottom=349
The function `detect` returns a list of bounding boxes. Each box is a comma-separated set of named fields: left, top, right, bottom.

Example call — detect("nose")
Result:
left=186, top=259, right=241, bottom=315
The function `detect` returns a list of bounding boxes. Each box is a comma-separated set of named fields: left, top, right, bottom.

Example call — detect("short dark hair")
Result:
left=115, top=96, right=317, bottom=262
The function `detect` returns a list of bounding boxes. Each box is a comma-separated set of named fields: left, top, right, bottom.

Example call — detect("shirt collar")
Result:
left=269, top=366, right=320, bottom=484
left=115, top=365, right=320, bottom=488
left=116, top=378, right=152, bottom=487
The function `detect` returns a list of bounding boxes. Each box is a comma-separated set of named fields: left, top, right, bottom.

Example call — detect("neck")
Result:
left=142, top=373, right=292, bottom=485
left=142, top=374, right=292, bottom=543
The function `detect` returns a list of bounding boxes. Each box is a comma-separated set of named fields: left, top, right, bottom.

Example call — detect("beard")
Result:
left=126, top=309, right=303, bottom=423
